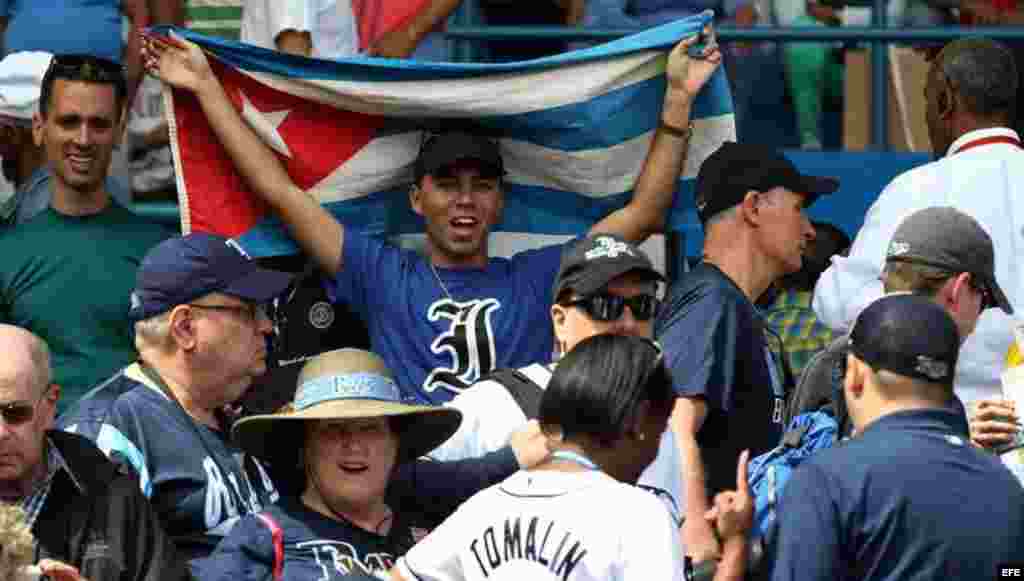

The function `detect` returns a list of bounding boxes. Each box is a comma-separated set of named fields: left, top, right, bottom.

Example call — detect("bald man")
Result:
left=0, top=324, right=185, bottom=581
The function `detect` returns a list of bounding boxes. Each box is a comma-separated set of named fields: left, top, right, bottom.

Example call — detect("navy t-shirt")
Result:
left=654, top=263, right=785, bottom=496
left=771, top=409, right=1024, bottom=581
left=191, top=496, right=415, bottom=581
left=332, top=230, right=565, bottom=405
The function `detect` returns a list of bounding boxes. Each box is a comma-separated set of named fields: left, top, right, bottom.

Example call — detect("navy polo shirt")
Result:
left=771, top=409, right=1024, bottom=581
left=655, top=263, right=786, bottom=496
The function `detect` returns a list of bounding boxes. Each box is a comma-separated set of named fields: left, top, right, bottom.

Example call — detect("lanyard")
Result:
left=138, top=362, right=258, bottom=513
left=551, top=450, right=599, bottom=470
left=952, top=135, right=1023, bottom=155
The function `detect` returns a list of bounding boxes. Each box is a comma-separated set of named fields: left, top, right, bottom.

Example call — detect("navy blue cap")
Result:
left=695, top=142, right=839, bottom=224
left=128, top=233, right=294, bottom=322
left=849, top=294, right=960, bottom=385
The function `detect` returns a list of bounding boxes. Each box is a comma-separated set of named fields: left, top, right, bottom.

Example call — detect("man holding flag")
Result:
left=143, top=27, right=721, bottom=405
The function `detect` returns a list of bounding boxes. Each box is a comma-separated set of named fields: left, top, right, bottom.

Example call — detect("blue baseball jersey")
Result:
left=332, top=230, right=566, bottom=405
left=58, top=363, right=280, bottom=560
left=192, top=496, right=416, bottom=581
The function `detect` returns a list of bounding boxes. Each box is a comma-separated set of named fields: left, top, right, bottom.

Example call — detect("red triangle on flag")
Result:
left=172, top=56, right=384, bottom=237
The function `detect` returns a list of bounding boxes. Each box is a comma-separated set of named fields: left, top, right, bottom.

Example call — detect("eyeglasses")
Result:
left=563, top=293, right=660, bottom=322
left=189, top=302, right=269, bottom=322
left=0, top=393, right=44, bottom=426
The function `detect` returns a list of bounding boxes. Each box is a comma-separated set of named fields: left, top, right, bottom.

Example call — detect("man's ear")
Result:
left=31, top=112, right=44, bottom=147
left=409, top=184, right=423, bottom=217
left=41, top=383, right=61, bottom=428
left=938, top=79, right=955, bottom=120
left=738, top=190, right=761, bottom=226
left=936, top=272, right=971, bottom=315
left=844, top=353, right=867, bottom=400
left=550, top=303, right=568, bottom=357
left=169, top=306, right=198, bottom=351
left=550, top=303, right=567, bottom=327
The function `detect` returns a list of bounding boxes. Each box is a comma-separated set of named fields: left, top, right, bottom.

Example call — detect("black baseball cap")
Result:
left=553, top=234, right=665, bottom=300
left=849, top=294, right=960, bottom=385
left=886, top=206, right=1012, bottom=314
left=695, top=142, right=839, bottom=223
left=414, top=131, right=505, bottom=182
left=128, top=233, right=294, bottom=322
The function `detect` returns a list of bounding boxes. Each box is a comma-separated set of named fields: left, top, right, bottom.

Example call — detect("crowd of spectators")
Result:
left=0, top=2, right=1023, bottom=581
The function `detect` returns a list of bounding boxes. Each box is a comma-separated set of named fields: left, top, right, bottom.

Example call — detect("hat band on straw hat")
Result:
left=294, top=372, right=401, bottom=411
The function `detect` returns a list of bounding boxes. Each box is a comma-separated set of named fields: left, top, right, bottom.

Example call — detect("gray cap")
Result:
left=886, top=207, right=1012, bottom=314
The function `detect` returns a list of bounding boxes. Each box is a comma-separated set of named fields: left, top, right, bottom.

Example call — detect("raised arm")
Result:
left=589, top=25, right=722, bottom=244
left=142, top=34, right=345, bottom=275
left=123, top=0, right=151, bottom=105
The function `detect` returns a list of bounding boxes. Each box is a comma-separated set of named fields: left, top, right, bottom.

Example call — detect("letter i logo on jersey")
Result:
left=424, top=298, right=500, bottom=395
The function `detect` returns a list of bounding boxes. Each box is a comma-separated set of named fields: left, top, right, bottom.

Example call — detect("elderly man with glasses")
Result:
left=58, top=232, right=552, bottom=561
left=0, top=324, right=184, bottom=581
left=57, top=232, right=293, bottom=561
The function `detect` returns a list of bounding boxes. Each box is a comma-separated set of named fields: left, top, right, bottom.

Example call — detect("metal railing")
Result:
left=446, top=4, right=1024, bottom=150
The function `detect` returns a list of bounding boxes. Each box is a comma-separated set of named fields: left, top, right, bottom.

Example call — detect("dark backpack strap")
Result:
left=485, top=368, right=544, bottom=419
left=254, top=512, right=284, bottom=581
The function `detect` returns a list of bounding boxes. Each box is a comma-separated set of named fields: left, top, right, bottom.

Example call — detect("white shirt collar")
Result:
left=946, top=127, right=1020, bottom=156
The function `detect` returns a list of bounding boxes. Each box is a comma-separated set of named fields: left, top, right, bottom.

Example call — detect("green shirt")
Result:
left=0, top=204, right=172, bottom=413
left=186, top=0, right=243, bottom=41
left=763, top=288, right=835, bottom=380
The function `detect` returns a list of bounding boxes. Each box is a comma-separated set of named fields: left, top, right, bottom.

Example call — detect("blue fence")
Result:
left=445, top=19, right=1024, bottom=149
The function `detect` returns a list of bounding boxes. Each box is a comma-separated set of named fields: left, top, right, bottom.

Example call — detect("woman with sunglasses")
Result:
left=394, top=334, right=753, bottom=581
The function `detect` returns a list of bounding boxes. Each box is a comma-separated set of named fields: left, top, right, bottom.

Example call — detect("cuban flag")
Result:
left=159, top=11, right=734, bottom=259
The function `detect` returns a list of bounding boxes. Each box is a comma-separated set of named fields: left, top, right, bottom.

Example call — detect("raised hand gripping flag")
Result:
left=160, top=12, right=735, bottom=259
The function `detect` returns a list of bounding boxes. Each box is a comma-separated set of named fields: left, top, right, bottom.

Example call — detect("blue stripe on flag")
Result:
left=152, top=12, right=712, bottom=82
left=477, top=70, right=732, bottom=151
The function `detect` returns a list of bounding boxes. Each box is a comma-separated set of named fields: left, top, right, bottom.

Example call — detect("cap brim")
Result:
left=564, top=262, right=666, bottom=298
left=791, top=174, right=840, bottom=206
left=986, top=277, right=1014, bottom=315
left=232, top=400, right=462, bottom=463
left=425, top=158, right=505, bottom=178
left=221, top=267, right=294, bottom=304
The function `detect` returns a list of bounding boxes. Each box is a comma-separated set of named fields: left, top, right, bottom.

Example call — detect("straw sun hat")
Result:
left=233, top=349, right=462, bottom=464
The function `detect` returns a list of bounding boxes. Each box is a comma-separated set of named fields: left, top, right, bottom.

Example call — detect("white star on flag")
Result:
left=239, top=91, right=292, bottom=158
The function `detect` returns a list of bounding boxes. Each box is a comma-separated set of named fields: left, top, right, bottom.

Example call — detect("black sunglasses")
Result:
left=0, top=394, right=43, bottom=426
left=564, top=293, right=660, bottom=322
